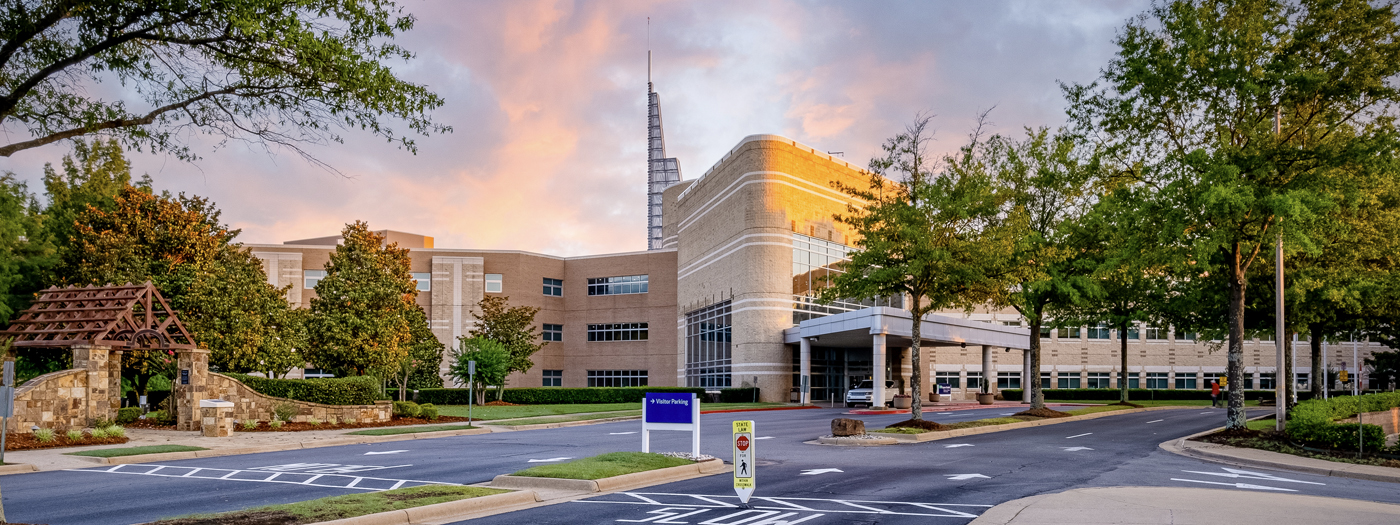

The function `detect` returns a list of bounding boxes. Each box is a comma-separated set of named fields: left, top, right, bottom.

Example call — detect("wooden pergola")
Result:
left=0, top=282, right=195, bottom=350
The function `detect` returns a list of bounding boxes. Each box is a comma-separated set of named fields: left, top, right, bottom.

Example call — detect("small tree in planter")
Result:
left=449, top=337, right=510, bottom=405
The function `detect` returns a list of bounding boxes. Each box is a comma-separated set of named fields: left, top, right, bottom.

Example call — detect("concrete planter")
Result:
left=892, top=396, right=912, bottom=409
left=977, top=393, right=996, bottom=405
left=929, top=393, right=942, bottom=403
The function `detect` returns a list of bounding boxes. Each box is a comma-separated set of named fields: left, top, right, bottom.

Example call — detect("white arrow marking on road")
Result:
left=1000, top=413, right=1015, bottom=416
left=937, top=412, right=954, bottom=415
left=1065, top=433, right=1092, bottom=439
left=527, top=457, right=573, bottom=463
left=1145, top=419, right=1164, bottom=424
left=1181, top=468, right=1325, bottom=485
left=754, top=436, right=774, bottom=440
left=609, top=432, right=638, bottom=435
left=1061, top=447, right=1094, bottom=452
left=1171, top=478, right=1297, bottom=492
left=363, top=450, right=407, bottom=455
left=946, top=473, right=990, bottom=480
left=944, top=444, right=974, bottom=448
left=799, top=468, right=844, bottom=475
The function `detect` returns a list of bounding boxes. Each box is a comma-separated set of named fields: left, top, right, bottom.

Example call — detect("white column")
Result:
left=1022, top=349, right=1032, bottom=403
left=982, top=345, right=994, bottom=395
left=872, top=333, right=887, bottom=408
left=799, top=337, right=812, bottom=405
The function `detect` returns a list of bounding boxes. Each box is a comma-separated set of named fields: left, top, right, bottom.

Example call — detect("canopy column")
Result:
left=872, top=333, right=887, bottom=408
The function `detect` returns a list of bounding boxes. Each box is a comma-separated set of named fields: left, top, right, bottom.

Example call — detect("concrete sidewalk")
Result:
left=970, top=486, right=1400, bottom=525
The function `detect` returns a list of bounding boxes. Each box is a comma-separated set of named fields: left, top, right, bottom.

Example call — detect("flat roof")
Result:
left=783, top=307, right=1031, bottom=350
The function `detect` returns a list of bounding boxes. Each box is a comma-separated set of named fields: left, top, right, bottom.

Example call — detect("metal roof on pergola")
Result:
left=0, top=282, right=195, bottom=350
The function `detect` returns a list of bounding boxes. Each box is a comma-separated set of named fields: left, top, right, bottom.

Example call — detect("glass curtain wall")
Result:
left=791, top=233, right=902, bottom=324
left=685, top=300, right=732, bottom=389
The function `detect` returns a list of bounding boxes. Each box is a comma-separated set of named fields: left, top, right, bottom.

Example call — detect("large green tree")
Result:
left=449, top=336, right=510, bottom=404
left=306, top=222, right=417, bottom=375
left=0, top=0, right=447, bottom=164
left=468, top=295, right=544, bottom=383
left=384, top=305, right=444, bottom=401
left=823, top=115, right=1022, bottom=421
left=1065, top=0, right=1400, bottom=429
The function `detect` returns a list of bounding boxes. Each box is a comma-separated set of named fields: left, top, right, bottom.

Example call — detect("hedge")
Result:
left=223, top=373, right=380, bottom=405
left=719, top=387, right=760, bottom=403
left=998, top=388, right=1286, bottom=401
left=414, top=386, right=706, bottom=405
left=1286, top=392, right=1400, bottom=452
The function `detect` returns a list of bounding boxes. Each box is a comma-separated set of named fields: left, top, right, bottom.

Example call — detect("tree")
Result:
left=1366, top=350, right=1400, bottom=391
left=0, top=173, right=42, bottom=323
left=306, top=222, right=416, bottom=375
left=0, top=0, right=448, bottom=166
left=467, top=296, right=544, bottom=382
left=823, top=115, right=1021, bottom=421
left=182, top=256, right=307, bottom=378
left=1065, top=0, right=1400, bottom=429
left=385, top=306, right=444, bottom=401
left=449, top=336, right=510, bottom=405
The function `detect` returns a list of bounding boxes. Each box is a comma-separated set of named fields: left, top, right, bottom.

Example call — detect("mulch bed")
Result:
left=481, top=400, right=519, bottom=406
left=1014, top=407, right=1072, bottom=418
left=126, top=418, right=178, bottom=430
left=4, top=432, right=129, bottom=451
left=887, top=418, right=947, bottom=431
left=232, top=415, right=473, bottom=432
left=1193, top=427, right=1400, bottom=469
left=1108, top=401, right=1145, bottom=408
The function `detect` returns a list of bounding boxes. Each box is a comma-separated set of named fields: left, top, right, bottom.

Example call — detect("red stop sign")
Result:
left=736, top=435, right=750, bottom=451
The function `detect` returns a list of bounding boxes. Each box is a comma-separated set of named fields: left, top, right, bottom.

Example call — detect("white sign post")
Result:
left=642, top=393, right=701, bottom=457
left=733, top=420, right=755, bottom=504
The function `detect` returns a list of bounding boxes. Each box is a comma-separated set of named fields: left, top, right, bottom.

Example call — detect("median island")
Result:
left=511, top=452, right=696, bottom=480
left=873, top=405, right=1131, bottom=435
left=153, top=485, right=508, bottom=525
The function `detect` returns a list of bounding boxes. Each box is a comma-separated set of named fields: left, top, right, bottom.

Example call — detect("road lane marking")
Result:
left=1061, top=447, right=1093, bottom=451
left=528, top=457, right=573, bottom=462
left=1180, top=468, right=1324, bottom=485
left=755, top=436, right=774, bottom=440
left=1065, top=433, right=1092, bottom=439
left=1171, top=478, right=1297, bottom=492
left=945, top=474, right=989, bottom=480
left=944, top=444, right=973, bottom=448
left=799, top=469, right=843, bottom=475
left=71, top=464, right=456, bottom=492
left=610, top=432, right=638, bottom=435
left=364, top=450, right=407, bottom=455
left=1145, top=419, right=1164, bottom=424
left=577, top=492, right=992, bottom=519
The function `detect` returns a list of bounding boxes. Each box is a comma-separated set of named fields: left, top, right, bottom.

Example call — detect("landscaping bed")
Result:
left=232, top=415, right=471, bottom=432
left=3, top=431, right=129, bottom=451
left=511, top=452, right=694, bottom=480
left=152, top=485, right=506, bottom=524
left=66, top=444, right=208, bottom=458
left=1192, top=425, right=1400, bottom=469
left=347, top=424, right=479, bottom=436
left=873, top=405, right=1130, bottom=435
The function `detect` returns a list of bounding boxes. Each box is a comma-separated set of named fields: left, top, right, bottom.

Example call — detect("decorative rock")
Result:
left=831, top=418, right=866, bottom=436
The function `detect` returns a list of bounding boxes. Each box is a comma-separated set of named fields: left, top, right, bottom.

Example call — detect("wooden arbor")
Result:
left=0, top=282, right=209, bottom=429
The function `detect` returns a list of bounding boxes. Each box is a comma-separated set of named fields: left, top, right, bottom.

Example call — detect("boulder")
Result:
left=831, top=418, right=866, bottom=437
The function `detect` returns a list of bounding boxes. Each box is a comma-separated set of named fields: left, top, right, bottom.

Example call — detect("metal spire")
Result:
left=647, top=32, right=682, bottom=251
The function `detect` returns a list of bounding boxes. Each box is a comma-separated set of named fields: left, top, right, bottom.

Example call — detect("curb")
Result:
left=489, top=458, right=726, bottom=493
left=0, top=463, right=38, bottom=475
left=876, top=406, right=1196, bottom=443
left=1160, top=422, right=1400, bottom=484
left=844, top=403, right=1095, bottom=416
left=814, top=436, right=898, bottom=446
left=89, top=427, right=494, bottom=465
left=314, top=490, right=541, bottom=525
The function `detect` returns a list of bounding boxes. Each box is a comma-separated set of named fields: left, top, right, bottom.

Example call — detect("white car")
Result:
left=845, top=380, right=897, bottom=408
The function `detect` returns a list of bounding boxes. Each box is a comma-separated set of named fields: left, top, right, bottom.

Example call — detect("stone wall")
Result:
left=205, top=373, right=391, bottom=423
left=6, top=369, right=89, bottom=432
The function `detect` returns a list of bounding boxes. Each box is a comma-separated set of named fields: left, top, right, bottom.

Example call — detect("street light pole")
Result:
left=1274, top=107, right=1287, bottom=432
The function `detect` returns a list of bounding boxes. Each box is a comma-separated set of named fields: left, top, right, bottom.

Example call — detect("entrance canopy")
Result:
left=0, top=282, right=195, bottom=349
left=783, top=306, right=1030, bottom=350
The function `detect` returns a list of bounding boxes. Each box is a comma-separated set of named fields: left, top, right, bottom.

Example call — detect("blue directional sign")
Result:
left=644, top=392, right=696, bottom=424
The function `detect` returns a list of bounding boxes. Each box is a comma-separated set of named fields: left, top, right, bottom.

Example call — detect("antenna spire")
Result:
left=647, top=17, right=651, bottom=84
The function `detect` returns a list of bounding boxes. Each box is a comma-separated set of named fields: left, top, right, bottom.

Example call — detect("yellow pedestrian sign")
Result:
left=733, top=420, right=754, bottom=503
left=1339, top=370, right=1349, bottom=383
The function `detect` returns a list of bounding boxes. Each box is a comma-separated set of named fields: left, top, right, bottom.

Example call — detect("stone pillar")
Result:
left=200, top=400, right=234, bottom=437
left=1023, top=349, right=1032, bottom=403
left=918, top=344, right=933, bottom=403
left=982, top=346, right=995, bottom=395
left=72, top=345, right=113, bottom=425
left=799, top=337, right=812, bottom=405
left=872, top=333, right=887, bottom=408
left=109, top=350, right=123, bottom=411
left=175, top=349, right=211, bottom=431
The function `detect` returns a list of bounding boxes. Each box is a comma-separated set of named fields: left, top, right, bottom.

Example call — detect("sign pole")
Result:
left=468, top=360, right=476, bottom=426
left=733, top=420, right=755, bottom=505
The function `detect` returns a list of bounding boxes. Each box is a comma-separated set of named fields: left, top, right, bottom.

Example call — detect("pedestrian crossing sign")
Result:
left=733, top=420, right=754, bottom=503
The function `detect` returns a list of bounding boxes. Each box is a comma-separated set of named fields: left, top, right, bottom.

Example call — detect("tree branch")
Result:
left=0, top=87, right=234, bottom=157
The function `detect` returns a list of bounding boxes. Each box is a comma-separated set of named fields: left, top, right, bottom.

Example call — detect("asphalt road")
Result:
left=3, top=406, right=1397, bottom=524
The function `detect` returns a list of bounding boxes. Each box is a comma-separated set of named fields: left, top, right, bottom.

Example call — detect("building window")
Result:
left=1146, top=372, right=1169, bottom=389
left=790, top=233, right=903, bottom=324
left=1295, top=372, right=1310, bottom=388
left=685, top=301, right=731, bottom=389
left=542, top=370, right=562, bottom=387
left=1175, top=374, right=1198, bottom=390
left=1087, top=372, right=1111, bottom=389
left=1127, top=325, right=1140, bottom=340
left=587, top=323, right=648, bottom=341
left=966, top=372, right=983, bottom=390
left=1040, top=325, right=1052, bottom=338
left=543, top=278, right=563, bottom=297
left=1242, top=374, right=1254, bottom=390
left=1042, top=372, right=1053, bottom=389
left=1057, top=326, right=1081, bottom=339
left=1001, top=321, right=1021, bottom=327
left=485, top=274, right=503, bottom=293
left=588, top=370, right=648, bottom=387
left=1058, top=374, right=1082, bottom=389
left=412, top=272, right=431, bottom=292
left=587, top=275, right=648, bottom=295
left=1145, top=326, right=1166, bottom=340
left=1258, top=373, right=1276, bottom=390
left=935, top=371, right=960, bottom=389
left=304, top=270, right=326, bottom=289
left=1087, top=324, right=1111, bottom=340
left=542, top=324, right=563, bottom=342
left=997, top=372, right=1022, bottom=389
left=1177, top=330, right=1196, bottom=341
left=1126, top=372, right=1140, bottom=389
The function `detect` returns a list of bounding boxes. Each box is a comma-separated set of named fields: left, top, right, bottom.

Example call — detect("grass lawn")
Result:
left=497, top=411, right=642, bottom=426
left=436, top=402, right=790, bottom=421
left=66, top=445, right=208, bottom=458
left=154, top=485, right=506, bottom=524
left=875, top=405, right=1135, bottom=434
left=1247, top=417, right=1278, bottom=432
left=1047, top=399, right=1262, bottom=407
left=511, top=452, right=693, bottom=480
left=346, top=424, right=478, bottom=436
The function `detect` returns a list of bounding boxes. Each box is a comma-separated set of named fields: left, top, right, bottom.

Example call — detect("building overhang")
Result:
left=782, top=307, right=1031, bottom=350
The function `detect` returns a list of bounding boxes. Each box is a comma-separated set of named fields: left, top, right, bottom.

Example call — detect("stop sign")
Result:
left=736, top=435, right=750, bottom=451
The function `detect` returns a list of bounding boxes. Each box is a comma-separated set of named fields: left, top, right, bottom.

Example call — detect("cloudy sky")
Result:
left=0, top=0, right=1146, bottom=256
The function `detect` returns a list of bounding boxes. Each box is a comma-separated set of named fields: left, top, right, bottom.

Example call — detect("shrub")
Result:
left=327, top=416, right=338, bottom=425
left=222, top=373, right=379, bottom=405
left=65, top=429, right=83, bottom=441
left=116, top=407, right=143, bottom=425
left=144, top=410, right=176, bottom=426
left=393, top=401, right=421, bottom=418
left=414, top=386, right=706, bottom=405
left=105, top=426, right=125, bottom=438
left=273, top=401, right=300, bottom=422
left=34, top=428, right=55, bottom=443
left=90, top=427, right=108, bottom=439
left=90, top=416, right=115, bottom=429
left=241, top=419, right=258, bottom=430
left=269, top=420, right=284, bottom=429
left=719, top=387, right=760, bottom=403
left=1286, top=392, right=1400, bottom=452
left=309, top=417, right=321, bottom=426
left=344, top=417, right=357, bottom=424
left=418, top=403, right=439, bottom=420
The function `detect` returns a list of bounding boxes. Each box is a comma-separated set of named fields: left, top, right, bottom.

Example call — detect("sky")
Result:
left=0, top=0, right=1148, bottom=256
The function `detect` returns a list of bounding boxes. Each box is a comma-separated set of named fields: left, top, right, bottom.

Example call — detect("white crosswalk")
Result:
left=70, top=463, right=458, bottom=491
left=578, top=492, right=992, bottom=520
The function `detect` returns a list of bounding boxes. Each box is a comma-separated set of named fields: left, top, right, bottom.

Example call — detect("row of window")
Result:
left=1034, top=325, right=1194, bottom=341
left=301, top=271, right=649, bottom=298
left=537, top=370, right=650, bottom=387
left=586, top=323, right=650, bottom=341
left=933, top=371, right=1299, bottom=390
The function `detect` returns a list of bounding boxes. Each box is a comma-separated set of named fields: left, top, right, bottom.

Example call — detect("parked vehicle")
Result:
left=845, top=380, right=896, bottom=408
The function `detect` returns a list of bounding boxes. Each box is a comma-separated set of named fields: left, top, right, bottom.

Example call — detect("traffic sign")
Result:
left=733, top=420, right=754, bottom=504
left=1339, top=370, right=1349, bottom=383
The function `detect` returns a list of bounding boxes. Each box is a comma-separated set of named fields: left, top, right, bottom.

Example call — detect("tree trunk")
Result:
left=1225, top=243, right=1248, bottom=429
left=1029, top=310, right=1045, bottom=410
left=1309, top=324, right=1324, bottom=399
left=1119, top=319, right=1130, bottom=403
left=910, top=296, right=924, bottom=421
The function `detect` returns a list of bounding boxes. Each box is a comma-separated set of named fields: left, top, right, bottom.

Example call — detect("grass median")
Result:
left=346, top=424, right=479, bottom=436
left=436, top=402, right=790, bottom=422
left=153, top=485, right=507, bottom=525
left=875, top=405, right=1136, bottom=435
left=66, top=445, right=208, bottom=458
left=511, top=452, right=694, bottom=480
